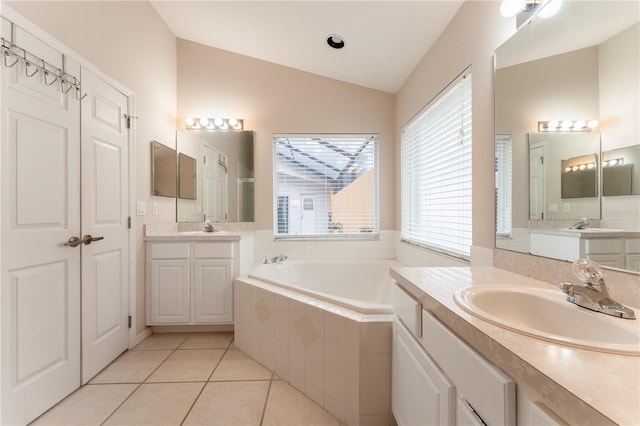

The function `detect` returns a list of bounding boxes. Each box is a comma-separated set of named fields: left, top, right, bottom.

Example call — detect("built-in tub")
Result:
left=234, top=260, right=397, bottom=425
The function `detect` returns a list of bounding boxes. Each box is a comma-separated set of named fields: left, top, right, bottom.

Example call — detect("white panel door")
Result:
left=300, top=194, right=316, bottom=234
left=80, top=68, right=129, bottom=383
left=529, top=143, right=546, bottom=220
left=192, top=259, right=233, bottom=323
left=0, top=30, right=81, bottom=425
left=203, top=144, right=228, bottom=222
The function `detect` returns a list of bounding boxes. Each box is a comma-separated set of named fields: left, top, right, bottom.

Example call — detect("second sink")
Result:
left=454, top=285, right=640, bottom=356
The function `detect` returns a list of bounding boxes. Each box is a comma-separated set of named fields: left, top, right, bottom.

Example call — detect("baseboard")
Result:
left=133, top=327, right=152, bottom=347
left=151, top=324, right=234, bottom=333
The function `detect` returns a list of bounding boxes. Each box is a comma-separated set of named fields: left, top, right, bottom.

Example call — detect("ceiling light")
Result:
left=500, top=0, right=527, bottom=17
left=538, top=0, right=563, bottom=18
left=326, top=35, right=345, bottom=50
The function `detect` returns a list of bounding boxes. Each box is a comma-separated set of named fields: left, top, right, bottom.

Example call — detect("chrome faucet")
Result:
left=203, top=220, right=217, bottom=232
left=558, top=259, right=635, bottom=319
left=270, top=254, right=287, bottom=263
left=570, top=217, right=589, bottom=230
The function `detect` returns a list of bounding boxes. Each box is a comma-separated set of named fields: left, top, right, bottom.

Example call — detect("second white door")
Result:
left=80, top=68, right=130, bottom=383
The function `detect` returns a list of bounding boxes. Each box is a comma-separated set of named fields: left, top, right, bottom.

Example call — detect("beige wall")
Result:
left=395, top=1, right=515, bottom=250
left=177, top=39, right=395, bottom=231
left=5, top=0, right=177, bottom=335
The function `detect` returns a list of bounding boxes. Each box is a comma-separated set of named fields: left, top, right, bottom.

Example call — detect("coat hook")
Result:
left=25, top=60, right=39, bottom=78
left=44, top=69, right=58, bottom=86
left=3, top=51, right=19, bottom=68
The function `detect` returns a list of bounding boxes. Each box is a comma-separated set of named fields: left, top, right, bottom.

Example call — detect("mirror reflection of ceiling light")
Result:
left=185, top=117, right=244, bottom=130
left=565, top=162, right=596, bottom=173
left=538, top=120, right=598, bottom=132
left=500, top=0, right=563, bottom=21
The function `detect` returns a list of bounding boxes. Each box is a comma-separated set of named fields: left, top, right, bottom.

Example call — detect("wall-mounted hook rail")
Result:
left=0, top=36, right=81, bottom=98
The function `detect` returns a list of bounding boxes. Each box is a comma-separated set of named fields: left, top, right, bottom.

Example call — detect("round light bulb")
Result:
left=579, top=164, right=586, bottom=170
left=213, top=117, right=224, bottom=127
left=587, top=120, right=599, bottom=128
left=538, top=0, right=563, bottom=18
left=565, top=167, right=571, bottom=172
left=573, top=120, right=586, bottom=129
left=587, top=163, right=595, bottom=169
left=547, top=120, right=559, bottom=129
left=185, top=117, right=195, bottom=127
left=199, top=117, right=209, bottom=127
left=571, top=166, right=579, bottom=172
left=560, top=120, right=573, bottom=129
left=228, top=118, right=238, bottom=127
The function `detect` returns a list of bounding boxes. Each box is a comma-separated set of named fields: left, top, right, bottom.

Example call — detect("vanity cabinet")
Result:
left=391, top=284, right=516, bottom=426
left=530, top=230, right=640, bottom=271
left=147, top=241, right=236, bottom=325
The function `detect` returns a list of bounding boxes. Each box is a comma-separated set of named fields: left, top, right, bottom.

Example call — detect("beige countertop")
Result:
left=390, top=266, right=640, bottom=426
left=144, top=223, right=253, bottom=241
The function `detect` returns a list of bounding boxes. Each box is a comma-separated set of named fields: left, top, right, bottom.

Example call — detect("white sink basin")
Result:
left=454, top=285, right=640, bottom=356
left=179, top=230, right=230, bottom=235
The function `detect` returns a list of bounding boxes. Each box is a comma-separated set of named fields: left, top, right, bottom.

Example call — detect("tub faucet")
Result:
left=271, top=254, right=287, bottom=263
left=558, top=259, right=635, bottom=319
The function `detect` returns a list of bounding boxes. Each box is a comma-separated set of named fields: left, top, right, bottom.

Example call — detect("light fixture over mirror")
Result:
left=185, top=117, right=244, bottom=131
left=500, top=0, right=563, bottom=26
left=494, top=1, right=640, bottom=273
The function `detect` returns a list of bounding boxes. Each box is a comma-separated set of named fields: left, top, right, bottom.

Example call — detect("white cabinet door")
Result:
left=392, top=320, right=454, bottom=426
left=149, top=260, right=190, bottom=323
left=192, top=259, right=233, bottom=323
left=456, top=399, right=484, bottom=426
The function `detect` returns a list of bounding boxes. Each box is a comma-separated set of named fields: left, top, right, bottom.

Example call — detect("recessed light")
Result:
left=326, top=34, right=345, bottom=49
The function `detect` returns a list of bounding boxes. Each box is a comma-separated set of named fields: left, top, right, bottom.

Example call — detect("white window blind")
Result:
left=401, top=70, right=472, bottom=258
left=273, top=135, right=378, bottom=239
left=495, top=135, right=513, bottom=237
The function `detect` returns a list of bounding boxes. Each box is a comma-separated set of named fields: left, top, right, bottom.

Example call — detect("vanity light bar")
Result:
left=603, top=158, right=624, bottom=167
left=538, top=120, right=598, bottom=132
left=564, top=162, right=596, bottom=173
left=185, top=117, right=244, bottom=131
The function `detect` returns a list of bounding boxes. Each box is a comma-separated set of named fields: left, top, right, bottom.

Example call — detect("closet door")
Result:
left=80, top=67, right=130, bottom=383
left=0, top=26, right=81, bottom=425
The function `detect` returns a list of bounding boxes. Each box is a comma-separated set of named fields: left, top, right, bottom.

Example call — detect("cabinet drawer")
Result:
left=194, top=243, right=233, bottom=258
left=420, top=310, right=515, bottom=425
left=150, top=243, right=190, bottom=259
left=392, top=283, right=422, bottom=338
left=584, top=238, right=623, bottom=254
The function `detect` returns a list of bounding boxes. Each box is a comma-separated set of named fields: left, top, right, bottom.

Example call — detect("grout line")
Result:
left=180, top=336, right=235, bottom=425
left=99, top=382, right=143, bottom=426
left=259, top=372, right=276, bottom=426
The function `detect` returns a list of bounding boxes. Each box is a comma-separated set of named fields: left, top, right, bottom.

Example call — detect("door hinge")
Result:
left=128, top=315, right=132, bottom=329
left=128, top=216, right=132, bottom=229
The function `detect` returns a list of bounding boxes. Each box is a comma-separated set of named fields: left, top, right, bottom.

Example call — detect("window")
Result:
left=401, top=70, right=472, bottom=258
left=495, top=135, right=512, bottom=238
left=273, top=135, right=378, bottom=239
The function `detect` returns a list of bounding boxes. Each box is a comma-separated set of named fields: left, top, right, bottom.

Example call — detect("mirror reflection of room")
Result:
left=494, top=1, right=639, bottom=272
left=176, top=130, right=254, bottom=223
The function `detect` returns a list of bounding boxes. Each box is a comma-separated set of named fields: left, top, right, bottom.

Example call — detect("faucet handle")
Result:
left=572, top=258, right=604, bottom=286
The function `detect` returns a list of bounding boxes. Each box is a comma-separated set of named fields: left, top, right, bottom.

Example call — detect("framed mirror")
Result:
left=494, top=1, right=639, bottom=272
left=176, top=130, right=254, bottom=222
left=151, top=141, right=177, bottom=197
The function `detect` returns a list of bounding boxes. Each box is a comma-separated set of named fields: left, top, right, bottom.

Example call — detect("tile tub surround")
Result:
left=234, top=277, right=394, bottom=426
left=390, top=266, right=640, bottom=426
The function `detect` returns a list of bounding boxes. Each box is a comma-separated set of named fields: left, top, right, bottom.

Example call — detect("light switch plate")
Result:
left=548, top=203, right=558, bottom=213
left=152, top=202, right=158, bottom=216
left=136, top=201, right=146, bottom=216
left=563, top=203, right=570, bottom=212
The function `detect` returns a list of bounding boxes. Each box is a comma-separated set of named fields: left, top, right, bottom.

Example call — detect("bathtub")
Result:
left=234, top=259, right=397, bottom=425
left=247, top=260, right=395, bottom=314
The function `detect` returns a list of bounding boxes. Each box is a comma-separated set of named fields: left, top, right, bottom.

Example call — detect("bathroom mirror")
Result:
left=176, top=130, right=254, bottom=222
left=494, top=1, right=639, bottom=271
left=178, top=153, right=196, bottom=200
left=151, top=141, right=177, bottom=198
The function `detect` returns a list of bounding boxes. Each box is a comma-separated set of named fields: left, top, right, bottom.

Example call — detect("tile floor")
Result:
left=31, top=332, right=343, bottom=426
